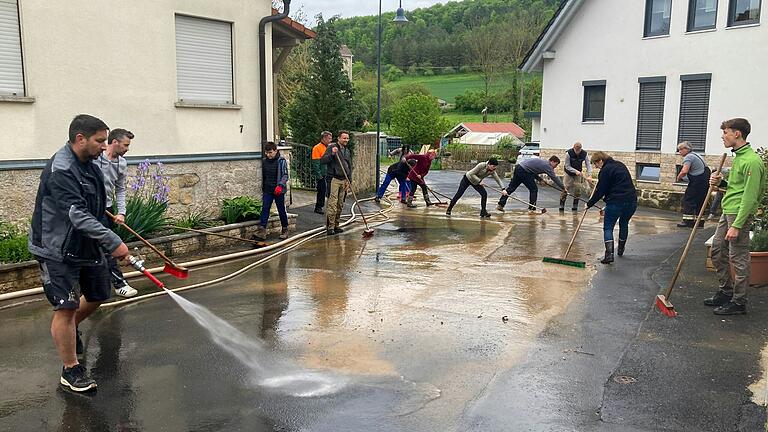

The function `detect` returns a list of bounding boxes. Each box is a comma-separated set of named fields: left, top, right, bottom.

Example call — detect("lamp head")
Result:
left=393, top=1, right=408, bottom=23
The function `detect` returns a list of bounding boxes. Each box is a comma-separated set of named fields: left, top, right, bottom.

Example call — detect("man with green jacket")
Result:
left=704, top=118, right=766, bottom=315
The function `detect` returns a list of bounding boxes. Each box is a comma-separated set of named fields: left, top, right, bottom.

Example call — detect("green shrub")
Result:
left=754, top=148, right=768, bottom=233
left=114, top=196, right=169, bottom=242
left=221, top=196, right=263, bottom=224
left=0, top=220, right=24, bottom=241
left=169, top=208, right=216, bottom=233
left=422, top=69, right=434, bottom=76
left=0, top=235, right=32, bottom=264
left=459, top=65, right=474, bottom=74
left=384, top=65, right=404, bottom=82
left=751, top=230, right=768, bottom=252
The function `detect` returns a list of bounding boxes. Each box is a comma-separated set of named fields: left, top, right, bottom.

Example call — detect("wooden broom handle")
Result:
left=106, top=210, right=176, bottom=265
left=663, top=153, right=728, bottom=299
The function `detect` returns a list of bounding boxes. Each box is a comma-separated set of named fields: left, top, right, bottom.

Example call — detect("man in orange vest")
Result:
left=312, top=131, right=332, bottom=214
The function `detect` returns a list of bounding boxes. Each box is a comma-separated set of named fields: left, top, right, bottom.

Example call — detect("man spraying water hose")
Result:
left=29, top=115, right=130, bottom=393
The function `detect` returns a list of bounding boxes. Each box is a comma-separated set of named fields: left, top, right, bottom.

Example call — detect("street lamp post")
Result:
left=375, top=0, right=408, bottom=189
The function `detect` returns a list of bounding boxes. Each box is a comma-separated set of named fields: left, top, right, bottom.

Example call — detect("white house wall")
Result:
left=0, top=0, right=273, bottom=161
left=539, top=0, right=767, bottom=156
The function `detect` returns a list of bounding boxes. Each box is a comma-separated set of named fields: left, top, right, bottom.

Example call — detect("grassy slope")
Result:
left=388, top=72, right=517, bottom=103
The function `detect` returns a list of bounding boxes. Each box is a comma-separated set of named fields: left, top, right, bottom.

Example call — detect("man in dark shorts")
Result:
left=29, top=114, right=129, bottom=392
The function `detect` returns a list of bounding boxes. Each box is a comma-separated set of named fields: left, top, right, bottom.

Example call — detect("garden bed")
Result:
left=0, top=214, right=296, bottom=295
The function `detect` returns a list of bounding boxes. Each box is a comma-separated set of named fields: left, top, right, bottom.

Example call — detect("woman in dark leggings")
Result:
left=586, top=151, right=637, bottom=264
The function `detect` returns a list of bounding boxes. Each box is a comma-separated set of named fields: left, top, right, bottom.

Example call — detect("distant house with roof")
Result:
left=340, top=44, right=353, bottom=80
left=444, top=122, right=526, bottom=148
left=520, top=0, right=766, bottom=194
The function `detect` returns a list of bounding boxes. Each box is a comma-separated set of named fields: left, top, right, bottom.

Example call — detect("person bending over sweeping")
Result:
left=586, top=151, right=637, bottom=264
left=704, top=118, right=765, bottom=316
left=675, top=141, right=711, bottom=228
left=497, top=156, right=565, bottom=213
left=375, top=159, right=417, bottom=204
left=560, top=142, right=593, bottom=212
left=256, top=141, right=290, bottom=241
left=404, top=150, right=437, bottom=208
left=446, top=158, right=506, bottom=218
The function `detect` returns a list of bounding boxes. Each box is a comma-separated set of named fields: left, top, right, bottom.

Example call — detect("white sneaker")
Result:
left=116, top=284, right=138, bottom=298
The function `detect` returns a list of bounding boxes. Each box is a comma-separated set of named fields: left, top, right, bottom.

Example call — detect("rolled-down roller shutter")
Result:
left=175, top=15, right=233, bottom=104
left=0, top=0, right=25, bottom=96
left=635, top=78, right=666, bottom=151
left=677, top=75, right=712, bottom=152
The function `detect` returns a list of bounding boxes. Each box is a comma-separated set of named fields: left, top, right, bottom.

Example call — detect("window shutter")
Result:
left=677, top=78, right=711, bottom=152
left=0, top=0, right=25, bottom=96
left=175, top=15, right=233, bottom=104
left=635, top=81, right=666, bottom=150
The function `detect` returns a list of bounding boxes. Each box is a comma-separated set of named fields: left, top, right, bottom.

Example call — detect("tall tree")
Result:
left=468, top=23, right=510, bottom=98
left=287, top=16, right=359, bottom=147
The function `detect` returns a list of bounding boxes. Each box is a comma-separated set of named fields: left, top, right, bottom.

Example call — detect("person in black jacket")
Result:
left=586, top=151, right=637, bottom=264
left=29, top=114, right=130, bottom=392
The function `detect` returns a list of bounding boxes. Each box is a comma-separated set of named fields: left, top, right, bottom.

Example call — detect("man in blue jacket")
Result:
left=30, top=114, right=130, bottom=392
left=256, top=141, right=290, bottom=240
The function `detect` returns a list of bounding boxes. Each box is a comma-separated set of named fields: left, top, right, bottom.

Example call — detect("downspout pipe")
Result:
left=259, top=0, right=291, bottom=154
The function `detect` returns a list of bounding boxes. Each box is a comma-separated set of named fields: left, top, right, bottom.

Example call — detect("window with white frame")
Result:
left=175, top=15, right=234, bottom=104
left=0, top=0, right=25, bottom=96
left=582, top=81, right=606, bottom=122
left=728, top=0, right=761, bottom=26
left=688, top=0, right=719, bottom=31
left=645, top=0, right=673, bottom=37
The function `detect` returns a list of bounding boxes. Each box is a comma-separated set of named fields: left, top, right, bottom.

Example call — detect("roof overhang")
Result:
left=518, top=0, right=584, bottom=73
left=272, top=8, right=316, bottom=48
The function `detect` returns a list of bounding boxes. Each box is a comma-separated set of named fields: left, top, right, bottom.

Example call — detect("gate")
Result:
left=286, top=141, right=316, bottom=191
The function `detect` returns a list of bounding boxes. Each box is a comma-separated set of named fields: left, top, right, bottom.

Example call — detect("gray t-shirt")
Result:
left=94, top=153, right=128, bottom=215
left=682, top=152, right=706, bottom=176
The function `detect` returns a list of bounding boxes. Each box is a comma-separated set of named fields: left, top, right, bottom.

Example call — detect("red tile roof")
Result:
left=272, top=8, right=317, bottom=39
left=461, top=122, right=526, bottom=138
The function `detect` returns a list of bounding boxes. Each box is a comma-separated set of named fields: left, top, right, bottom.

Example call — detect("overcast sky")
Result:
left=290, top=0, right=449, bottom=25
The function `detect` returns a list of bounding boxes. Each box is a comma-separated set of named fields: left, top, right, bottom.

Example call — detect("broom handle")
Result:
left=664, top=153, right=728, bottom=299
left=106, top=210, right=178, bottom=266
left=485, top=184, right=543, bottom=210
left=543, top=181, right=604, bottom=211
left=334, top=151, right=371, bottom=229
left=564, top=207, right=591, bottom=259
left=168, top=225, right=265, bottom=245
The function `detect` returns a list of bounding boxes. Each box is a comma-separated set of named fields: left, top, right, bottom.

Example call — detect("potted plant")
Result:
left=747, top=148, right=768, bottom=285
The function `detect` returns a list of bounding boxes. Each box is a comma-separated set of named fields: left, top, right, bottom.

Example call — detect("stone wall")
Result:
left=350, top=132, right=377, bottom=194
left=0, top=159, right=262, bottom=224
left=538, top=148, right=732, bottom=212
left=0, top=216, right=294, bottom=294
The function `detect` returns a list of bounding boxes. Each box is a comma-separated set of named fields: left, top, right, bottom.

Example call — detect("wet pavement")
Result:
left=1, top=169, right=767, bottom=431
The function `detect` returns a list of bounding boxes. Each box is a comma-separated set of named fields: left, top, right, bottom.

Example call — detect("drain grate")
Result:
left=613, top=375, right=637, bottom=385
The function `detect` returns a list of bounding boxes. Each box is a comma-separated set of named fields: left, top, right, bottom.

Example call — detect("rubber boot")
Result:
left=600, top=241, right=614, bottom=264
left=559, top=197, right=566, bottom=212
left=279, top=227, right=289, bottom=240
left=617, top=239, right=626, bottom=257
left=425, top=196, right=434, bottom=207
left=571, top=198, right=579, bottom=212
left=406, top=196, right=417, bottom=208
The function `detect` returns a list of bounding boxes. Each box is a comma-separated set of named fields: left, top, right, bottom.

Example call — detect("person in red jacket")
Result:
left=405, top=150, right=437, bottom=208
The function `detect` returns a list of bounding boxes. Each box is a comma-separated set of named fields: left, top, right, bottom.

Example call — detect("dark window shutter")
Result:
left=677, top=78, right=711, bottom=152
left=635, top=81, right=666, bottom=150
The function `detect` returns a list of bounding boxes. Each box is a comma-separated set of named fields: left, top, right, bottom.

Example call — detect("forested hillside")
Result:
left=334, top=0, right=562, bottom=69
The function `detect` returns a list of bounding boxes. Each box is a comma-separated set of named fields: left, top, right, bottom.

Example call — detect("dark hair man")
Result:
left=497, top=155, right=565, bottom=212
left=30, top=114, right=130, bottom=392
left=705, top=118, right=766, bottom=315
left=446, top=158, right=505, bottom=218
left=95, top=128, right=136, bottom=298
left=256, top=141, right=290, bottom=240
left=321, top=131, right=352, bottom=235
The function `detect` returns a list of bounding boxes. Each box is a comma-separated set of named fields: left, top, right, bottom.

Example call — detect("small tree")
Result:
left=390, top=95, right=449, bottom=147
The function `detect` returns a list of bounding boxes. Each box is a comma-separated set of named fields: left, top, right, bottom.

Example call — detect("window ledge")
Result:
left=726, top=22, right=760, bottom=29
left=685, top=28, right=716, bottom=35
left=642, top=34, right=670, bottom=40
left=581, top=121, right=605, bottom=125
left=635, top=149, right=661, bottom=153
left=637, top=179, right=661, bottom=184
left=0, top=95, right=35, bottom=103
left=673, top=182, right=689, bottom=186
left=175, top=102, right=242, bottom=110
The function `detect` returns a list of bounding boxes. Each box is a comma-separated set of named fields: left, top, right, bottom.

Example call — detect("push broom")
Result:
left=335, top=152, right=375, bottom=238
left=541, top=184, right=601, bottom=268
left=484, top=184, right=547, bottom=214
left=655, top=153, right=727, bottom=317
left=107, top=211, right=189, bottom=279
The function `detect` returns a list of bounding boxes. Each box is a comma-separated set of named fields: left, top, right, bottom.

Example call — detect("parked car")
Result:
left=517, top=143, right=540, bottom=161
